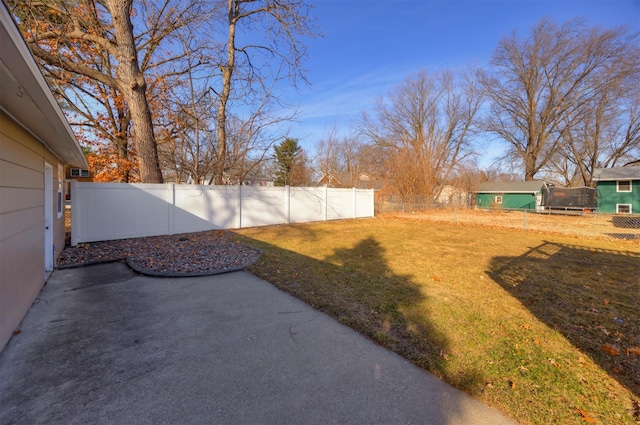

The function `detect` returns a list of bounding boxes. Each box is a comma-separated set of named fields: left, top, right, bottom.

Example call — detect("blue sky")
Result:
left=282, top=0, right=640, bottom=165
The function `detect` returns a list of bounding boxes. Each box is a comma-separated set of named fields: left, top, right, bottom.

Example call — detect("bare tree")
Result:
left=481, top=18, right=640, bottom=181
left=548, top=78, right=640, bottom=186
left=212, top=0, right=317, bottom=184
left=9, top=0, right=212, bottom=182
left=314, top=127, right=341, bottom=184
left=45, top=64, right=136, bottom=181
left=360, top=68, right=483, bottom=201
left=314, top=129, right=375, bottom=188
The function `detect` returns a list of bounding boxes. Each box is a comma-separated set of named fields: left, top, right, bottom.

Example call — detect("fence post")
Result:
left=523, top=210, right=527, bottom=230
left=353, top=187, right=357, bottom=219
left=70, top=179, right=79, bottom=246
left=324, top=185, right=328, bottom=221
left=238, top=184, right=243, bottom=229
left=454, top=207, right=457, bottom=224
left=168, top=183, right=175, bottom=235
left=286, top=185, right=291, bottom=223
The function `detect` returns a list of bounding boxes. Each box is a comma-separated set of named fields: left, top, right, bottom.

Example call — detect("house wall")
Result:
left=475, top=192, right=538, bottom=210
left=596, top=180, right=640, bottom=213
left=0, top=111, right=66, bottom=350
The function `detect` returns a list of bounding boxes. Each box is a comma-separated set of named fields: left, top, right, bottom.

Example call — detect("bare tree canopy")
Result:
left=480, top=18, right=640, bottom=182
left=360, top=68, right=483, bottom=200
left=9, top=0, right=213, bottom=182
left=213, top=0, right=318, bottom=184
left=10, top=0, right=315, bottom=185
left=313, top=127, right=375, bottom=188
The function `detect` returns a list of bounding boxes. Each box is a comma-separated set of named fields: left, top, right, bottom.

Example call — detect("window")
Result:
left=616, top=204, right=632, bottom=214
left=70, top=168, right=90, bottom=178
left=617, top=180, right=632, bottom=192
left=495, top=195, right=503, bottom=204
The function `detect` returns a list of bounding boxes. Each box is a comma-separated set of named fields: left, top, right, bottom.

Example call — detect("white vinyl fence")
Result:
left=70, top=181, right=374, bottom=245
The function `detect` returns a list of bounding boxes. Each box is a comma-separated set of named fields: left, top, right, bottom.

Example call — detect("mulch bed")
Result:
left=57, top=230, right=262, bottom=276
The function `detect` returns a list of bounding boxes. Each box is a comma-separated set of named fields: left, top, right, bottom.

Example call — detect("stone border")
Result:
left=56, top=248, right=263, bottom=278
left=125, top=249, right=263, bottom=278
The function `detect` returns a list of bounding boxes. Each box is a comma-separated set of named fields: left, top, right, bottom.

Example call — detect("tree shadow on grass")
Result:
left=236, top=233, right=485, bottom=394
left=487, top=241, right=640, bottom=396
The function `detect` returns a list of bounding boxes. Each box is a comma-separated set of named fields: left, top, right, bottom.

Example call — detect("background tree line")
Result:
left=10, top=0, right=315, bottom=184
left=313, top=17, right=639, bottom=201
left=10, top=3, right=639, bottom=199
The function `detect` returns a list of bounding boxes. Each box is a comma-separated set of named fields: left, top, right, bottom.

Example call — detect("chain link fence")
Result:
left=375, top=197, right=640, bottom=240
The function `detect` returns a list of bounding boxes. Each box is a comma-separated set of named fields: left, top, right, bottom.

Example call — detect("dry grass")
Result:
left=232, top=216, right=640, bottom=425
left=393, top=208, right=640, bottom=240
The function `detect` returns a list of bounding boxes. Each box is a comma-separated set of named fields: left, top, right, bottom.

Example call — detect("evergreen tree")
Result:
left=273, top=138, right=302, bottom=186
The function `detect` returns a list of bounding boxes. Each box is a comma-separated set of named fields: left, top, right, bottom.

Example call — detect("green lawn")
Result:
left=232, top=217, right=640, bottom=425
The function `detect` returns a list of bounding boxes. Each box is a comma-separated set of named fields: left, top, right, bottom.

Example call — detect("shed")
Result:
left=475, top=181, right=548, bottom=211
left=593, top=166, right=640, bottom=214
left=1, top=5, right=88, bottom=351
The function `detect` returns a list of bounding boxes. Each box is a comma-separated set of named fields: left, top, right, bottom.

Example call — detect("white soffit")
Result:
left=0, top=3, right=88, bottom=168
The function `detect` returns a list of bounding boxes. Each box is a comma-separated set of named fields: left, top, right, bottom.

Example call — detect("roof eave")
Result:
left=475, top=190, right=538, bottom=194
left=0, top=3, right=88, bottom=168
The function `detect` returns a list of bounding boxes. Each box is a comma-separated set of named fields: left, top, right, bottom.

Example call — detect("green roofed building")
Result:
left=475, top=181, right=548, bottom=211
left=593, top=166, right=640, bottom=214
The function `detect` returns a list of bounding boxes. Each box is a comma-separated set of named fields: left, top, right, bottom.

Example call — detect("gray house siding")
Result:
left=0, top=112, right=68, bottom=350
left=1, top=4, right=87, bottom=351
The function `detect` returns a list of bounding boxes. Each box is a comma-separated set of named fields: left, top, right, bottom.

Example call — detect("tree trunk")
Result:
left=214, top=0, right=238, bottom=185
left=524, top=152, right=537, bottom=181
left=105, top=0, right=163, bottom=183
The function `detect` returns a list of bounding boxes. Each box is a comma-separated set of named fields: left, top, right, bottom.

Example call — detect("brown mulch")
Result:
left=57, top=230, right=262, bottom=276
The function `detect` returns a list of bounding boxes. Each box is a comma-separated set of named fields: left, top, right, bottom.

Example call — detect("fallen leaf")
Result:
left=575, top=409, right=597, bottom=423
left=432, top=275, right=441, bottom=282
left=603, top=298, right=609, bottom=305
left=626, top=346, right=640, bottom=356
left=611, top=366, right=623, bottom=374
left=632, top=399, right=639, bottom=420
left=602, top=343, right=620, bottom=356
left=521, top=324, right=532, bottom=330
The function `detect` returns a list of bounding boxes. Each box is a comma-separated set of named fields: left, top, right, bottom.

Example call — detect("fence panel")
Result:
left=71, top=183, right=172, bottom=244
left=290, top=187, right=325, bottom=223
left=240, top=186, right=288, bottom=228
left=326, top=188, right=355, bottom=220
left=172, top=185, right=238, bottom=234
left=355, top=189, right=375, bottom=218
left=71, top=182, right=374, bottom=245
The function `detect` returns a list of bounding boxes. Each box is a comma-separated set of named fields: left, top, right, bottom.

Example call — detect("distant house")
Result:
left=435, top=185, right=469, bottom=206
left=593, top=166, right=640, bottom=214
left=317, top=171, right=388, bottom=191
left=317, top=171, right=349, bottom=188
left=242, top=173, right=274, bottom=187
left=1, top=5, right=88, bottom=351
left=475, top=181, right=548, bottom=211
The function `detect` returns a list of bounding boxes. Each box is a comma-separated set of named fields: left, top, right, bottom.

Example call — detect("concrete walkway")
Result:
left=0, top=262, right=516, bottom=425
